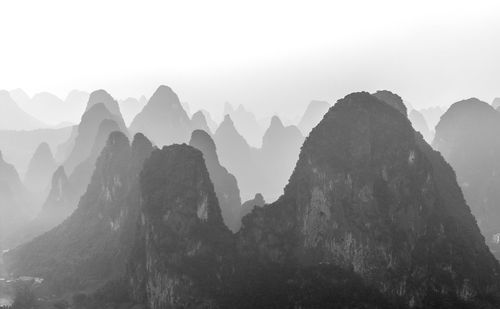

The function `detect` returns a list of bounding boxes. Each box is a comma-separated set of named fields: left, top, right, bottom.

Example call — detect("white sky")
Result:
left=1, top=0, right=500, bottom=120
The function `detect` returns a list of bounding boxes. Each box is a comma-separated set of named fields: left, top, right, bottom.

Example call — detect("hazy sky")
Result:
left=1, top=0, right=500, bottom=120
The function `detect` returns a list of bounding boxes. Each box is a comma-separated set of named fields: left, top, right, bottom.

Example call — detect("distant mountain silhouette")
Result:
left=433, top=98, right=500, bottom=257
left=492, top=98, right=500, bottom=109
left=224, top=103, right=264, bottom=147
left=190, top=129, right=242, bottom=231
left=0, top=90, right=46, bottom=130
left=119, top=97, right=146, bottom=126
left=258, top=116, right=304, bottom=201
left=408, top=109, right=432, bottom=142
left=298, top=100, right=330, bottom=135
left=419, top=106, right=445, bottom=131
left=240, top=193, right=265, bottom=219
left=6, top=132, right=153, bottom=293
left=214, top=115, right=258, bottom=200
left=8, top=166, right=77, bottom=248
left=191, top=110, right=212, bottom=134
left=201, top=109, right=218, bottom=132
left=0, top=126, right=72, bottom=176
left=68, top=119, right=122, bottom=201
left=130, top=85, right=192, bottom=146
left=10, top=90, right=89, bottom=126
left=0, top=151, right=32, bottom=249
left=24, top=142, right=57, bottom=198
left=85, top=89, right=123, bottom=118
left=63, top=102, right=127, bottom=174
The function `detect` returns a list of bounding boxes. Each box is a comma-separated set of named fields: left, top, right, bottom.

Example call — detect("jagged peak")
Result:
left=372, top=90, right=407, bottom=116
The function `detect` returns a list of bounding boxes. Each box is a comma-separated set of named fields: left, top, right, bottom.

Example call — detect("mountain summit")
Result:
left=130, top=85, right=192, bottom=146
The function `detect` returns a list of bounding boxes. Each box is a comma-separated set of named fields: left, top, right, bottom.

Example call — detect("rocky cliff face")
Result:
left=190, top=130, right=242, bottom=232
left=130, top=85, right=192, bottom=147
left=433, top=98, right=500, bottom=257
left=5, top=132, right=153, bottom=293
left=128, top=144, right=233, bottom=309
left=237, top=92, right=500, bottom=307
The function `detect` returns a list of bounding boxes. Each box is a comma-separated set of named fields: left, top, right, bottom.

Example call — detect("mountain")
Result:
left=408, top=109, right=432, bottom=143
left=433, top=98, right=500, bottom=257
left=119, top=97, right=146, bottom=126
left=201, top=109, right=218, bottom=132
left=10, top=90, right=89, bottom=125
left=224, top=103, right=264, bottom=147
left=68, top=119, right=122, bottom=201
left=127, top=144, right=233, bottom=308
left=84, top=89, right=122, bottom=118
left=191, top=110, right=212, bottom=134
left=236, top=92, right=500, bottom=307
left=130, top=85, right=192, bottom=147
left=372, top=90, right=407, bottom=115
left=5, top=132, right=154, bottom=293
left=258, top=116, right=304, bottom=201
left=419, top=106, right=445, bottom=131
left=214, top=115, right=258, bottom=200
left=240, top=193, right=265, bottom=219
left=0, top=151, right=31, bottom=249
left=492, top=98, right=500, bottom=109
left=24, top=142, right=57, bottom=197
left=0, top=126, right=72, bottom=177
left=63, top=102, right=127, bottom=174
left=8, top=166, right=77, bottom=248
left=190, top=129, right=242, bottom=231
left=0, top=90, right=46, bottom=131
left=297, top=100, right=330, bottom=136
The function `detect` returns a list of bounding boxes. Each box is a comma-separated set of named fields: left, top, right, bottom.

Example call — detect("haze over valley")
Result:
left=2, top=1, right=500, bottom=308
